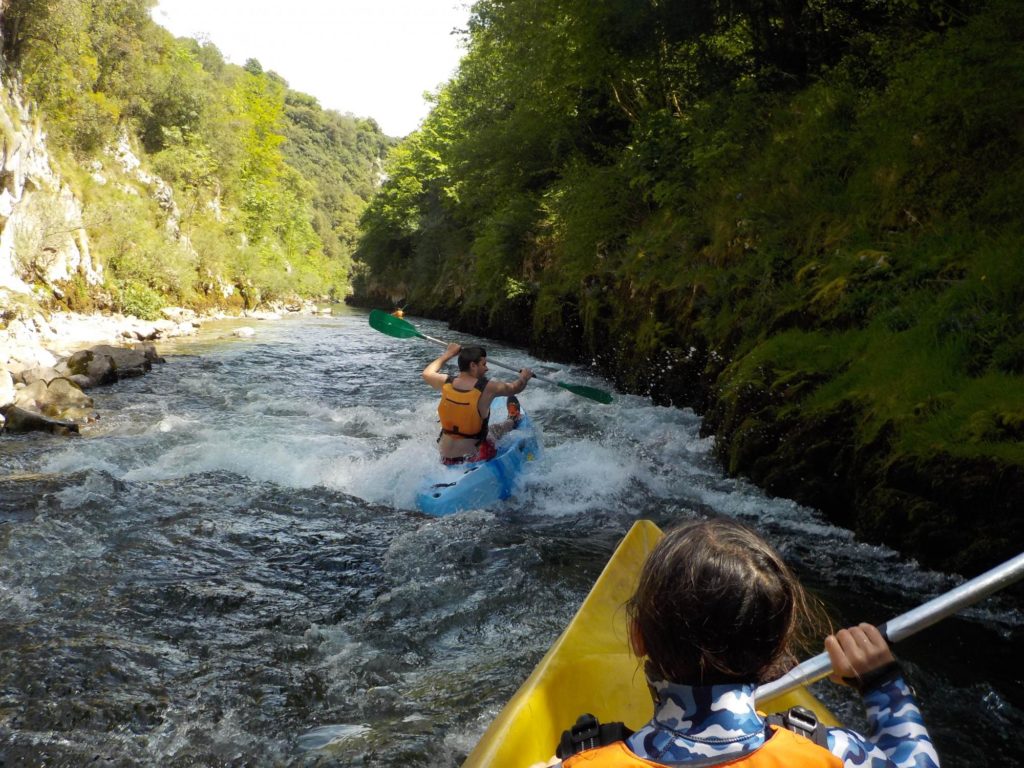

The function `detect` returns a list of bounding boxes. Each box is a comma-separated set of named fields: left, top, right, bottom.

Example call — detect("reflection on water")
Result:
left=0, top=308, right=1020, bottom=766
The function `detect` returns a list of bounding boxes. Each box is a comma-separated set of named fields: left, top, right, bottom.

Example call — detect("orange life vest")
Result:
left=438, top=377, right=489, bottom=441
left=561, top=727, right=841, bottom=768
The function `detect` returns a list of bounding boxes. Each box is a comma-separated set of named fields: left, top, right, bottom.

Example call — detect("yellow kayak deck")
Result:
left=464, top=520, right=839, bottom=767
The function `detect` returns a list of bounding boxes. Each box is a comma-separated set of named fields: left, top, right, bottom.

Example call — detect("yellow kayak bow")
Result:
left=464, top=520, right=839, bottom=767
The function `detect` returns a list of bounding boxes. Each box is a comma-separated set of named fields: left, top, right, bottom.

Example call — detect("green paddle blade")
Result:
left=368, top=308, right=424, bottom=339
left=557, top=381, right=614, bottom=404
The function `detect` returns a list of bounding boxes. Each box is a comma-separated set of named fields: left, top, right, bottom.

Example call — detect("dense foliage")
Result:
left=1, top=0, right=392, bottom=314
left=354, top=0, right=1024, bottom=572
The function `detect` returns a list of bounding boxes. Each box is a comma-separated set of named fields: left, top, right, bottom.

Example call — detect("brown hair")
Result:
left=458, top=346, right=487, bottom=372
left=627, top=517, right=824, bottom=686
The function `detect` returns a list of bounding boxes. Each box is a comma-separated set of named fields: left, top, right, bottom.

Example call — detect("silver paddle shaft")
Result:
left=755, top=550, right=1024, bottom=703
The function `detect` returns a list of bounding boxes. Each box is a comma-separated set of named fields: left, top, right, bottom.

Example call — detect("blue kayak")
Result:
left=415, top=396, right=541, bottom=516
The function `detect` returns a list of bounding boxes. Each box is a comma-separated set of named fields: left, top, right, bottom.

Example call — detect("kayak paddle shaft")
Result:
left=754, top=550, right=1024, bottom=703
left=417, top=330, right=569, bottom=389
left=368, top=309, right=613, bottom=404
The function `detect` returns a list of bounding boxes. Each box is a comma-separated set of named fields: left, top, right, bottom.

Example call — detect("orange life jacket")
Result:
left=561, top=727, right=841, bottom=768
left=438, top=376, right=489, bottom=442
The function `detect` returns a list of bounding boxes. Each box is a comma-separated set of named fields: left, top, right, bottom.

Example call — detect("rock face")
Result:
left=110, top=131, right=182, bottom=238
left=0, top=69, right=189, bottom=309
left=0, top=87, right=102, bottom=297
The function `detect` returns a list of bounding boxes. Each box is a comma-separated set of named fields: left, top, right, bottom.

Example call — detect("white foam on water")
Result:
left=28, top=316, right=976, bottom=606
left=326, top=435, right=440, bottom=509
left=516, top=394, right=720, bottom=512
left=322, top=399, right=443, bottom=508
left=40, top=388, right=434, bottom=494
left=42, top=447, right=123, bottom=477
left=156, top=414, right=196, bottom=433
left=520, top=438, right=649, bottom=517
left=118, top=429, right=366, bottom=487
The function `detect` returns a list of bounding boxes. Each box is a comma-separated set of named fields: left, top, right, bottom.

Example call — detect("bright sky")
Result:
left=151, top=0, right=472, bottom=137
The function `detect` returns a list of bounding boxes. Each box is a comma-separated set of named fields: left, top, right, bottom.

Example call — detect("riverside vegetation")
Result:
left=352, top=0, right=1024, bottom=576
left=0, top=0, right=391, bottom=319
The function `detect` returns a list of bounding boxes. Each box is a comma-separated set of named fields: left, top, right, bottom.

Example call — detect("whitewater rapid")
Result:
left=0, top=308, right=1019, bottom=766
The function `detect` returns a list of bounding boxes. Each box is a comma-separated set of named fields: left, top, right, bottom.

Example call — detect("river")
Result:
left=0, top=307, right=1020, bottom=766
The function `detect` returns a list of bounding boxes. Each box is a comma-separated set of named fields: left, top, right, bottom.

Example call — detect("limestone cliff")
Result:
left=0, top=84, right=101, bottom=301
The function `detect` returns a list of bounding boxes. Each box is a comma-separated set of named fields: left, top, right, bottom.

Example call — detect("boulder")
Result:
left=0, top=404, right=79, bottom=435
left=133, top=342, right=165, bottom=364
left=18, top=365, right=63, bottom=386
left=14, top=377, right=95, bottom=423
left=0, top=363, right=14, bottom=409
left=161, top=306, right=197, bottom=321
left=233, top=326, right=255, bottom=338
left=121, top=319, right=177, bottom=342
left=163, top=320, right=200, bottom=338
left=66, top=373, right=93, bottom=389
left=58, top=349, right=117, bottom=388
left=6, top=344, right=58, bottom=371
left=125, top=323, right=160, bottom=342
left=91, top=344, right=151, bottom=377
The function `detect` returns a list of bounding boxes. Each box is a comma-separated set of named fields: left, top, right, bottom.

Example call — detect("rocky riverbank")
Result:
left=0, top=302, right=330, bottom=435
left=0, top=308, right=199, bottom=434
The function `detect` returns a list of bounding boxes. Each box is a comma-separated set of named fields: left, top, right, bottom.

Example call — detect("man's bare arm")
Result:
left=422, top=343, right=461, bottom=389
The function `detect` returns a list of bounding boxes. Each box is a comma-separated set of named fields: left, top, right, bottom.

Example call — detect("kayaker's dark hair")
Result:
left=458, top=346, right=487, bottom=371
left=627, top=517, right=825, bottom=686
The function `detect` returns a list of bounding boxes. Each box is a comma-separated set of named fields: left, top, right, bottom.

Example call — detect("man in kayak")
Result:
left=422, top=342, right=533, bottom=464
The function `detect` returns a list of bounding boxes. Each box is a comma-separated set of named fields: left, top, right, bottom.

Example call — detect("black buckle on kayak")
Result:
left=559, top=714, right=600, bottom=757
left=556, top=713, right=633, bottom=758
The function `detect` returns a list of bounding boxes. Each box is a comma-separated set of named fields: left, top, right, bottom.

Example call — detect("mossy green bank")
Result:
left=353, top=0, right=1024, bottom=575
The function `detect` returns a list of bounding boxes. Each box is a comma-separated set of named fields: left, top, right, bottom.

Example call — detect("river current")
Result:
left=0, top=308, right=1020, bottom=767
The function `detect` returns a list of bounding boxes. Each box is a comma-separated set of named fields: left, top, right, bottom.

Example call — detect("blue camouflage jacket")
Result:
left=624, top=672, right=940, bottom=768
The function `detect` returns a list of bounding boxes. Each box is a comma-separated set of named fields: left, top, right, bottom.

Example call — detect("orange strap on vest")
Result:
left=562, top=728, right=841, bottom=768
left=438, top=377, right=488, bottom=441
